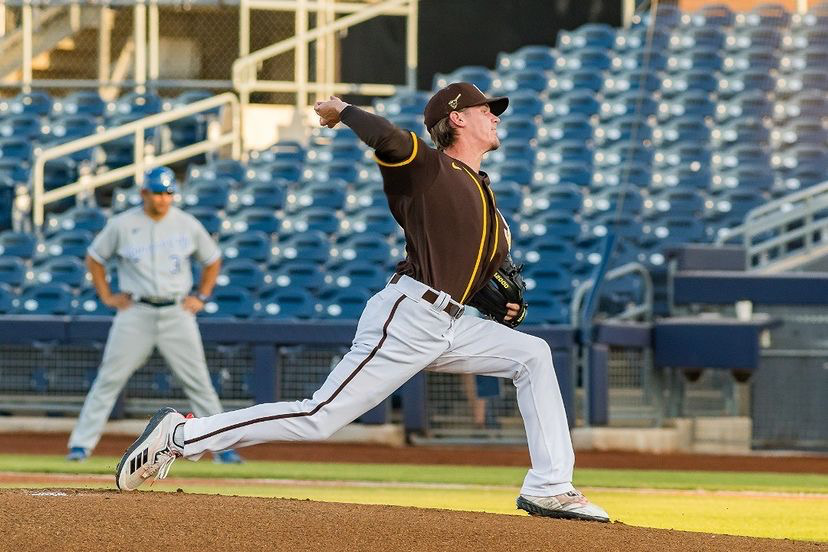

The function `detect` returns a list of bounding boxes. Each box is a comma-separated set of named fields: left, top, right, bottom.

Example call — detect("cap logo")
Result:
left=448, top=93, right=461, bottom=109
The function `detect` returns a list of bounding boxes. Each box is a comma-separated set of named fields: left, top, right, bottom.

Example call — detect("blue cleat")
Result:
left=213, top=449, right=244, bottom=464
left=66, top=447, right=88, bottom=462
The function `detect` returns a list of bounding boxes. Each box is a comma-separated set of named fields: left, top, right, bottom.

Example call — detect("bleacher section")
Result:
left=1, top=2, right=827, bottom=324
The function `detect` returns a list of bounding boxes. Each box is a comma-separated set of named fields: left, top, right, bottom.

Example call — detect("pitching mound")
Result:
left=0, top=489, right=822, bottom=551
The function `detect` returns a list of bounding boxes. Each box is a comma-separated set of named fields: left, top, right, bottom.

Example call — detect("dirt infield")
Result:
left=0, top=488, right=824, bottom=552
left=2, top=432, right=828, bottom=473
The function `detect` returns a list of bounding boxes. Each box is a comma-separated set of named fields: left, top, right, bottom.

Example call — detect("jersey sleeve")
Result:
left=375, top=134, right=440, bottom=196
left=191, top=217, right=221, bottom=265
left=87, top=219, right=119, bottom=264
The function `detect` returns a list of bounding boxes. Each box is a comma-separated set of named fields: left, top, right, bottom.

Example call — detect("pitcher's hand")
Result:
left=314, top=96, right=349, bottom=128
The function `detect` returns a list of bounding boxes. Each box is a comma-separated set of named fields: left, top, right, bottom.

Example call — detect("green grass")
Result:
left=3, top=454, right=828, bottom=494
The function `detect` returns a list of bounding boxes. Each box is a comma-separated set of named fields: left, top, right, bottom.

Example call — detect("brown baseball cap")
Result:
left=423, top=82, right=509, bottom=131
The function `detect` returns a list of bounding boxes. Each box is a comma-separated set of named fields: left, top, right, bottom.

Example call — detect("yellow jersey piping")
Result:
left=374, top=131, right=418, bottom=167
left=458, top=166, right=489, bottom=303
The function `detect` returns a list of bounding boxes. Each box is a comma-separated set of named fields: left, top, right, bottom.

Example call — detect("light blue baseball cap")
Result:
left=143, top=166, right=177, bottom=193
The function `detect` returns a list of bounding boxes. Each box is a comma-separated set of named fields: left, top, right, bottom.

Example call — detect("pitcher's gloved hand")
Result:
left=467, top=255, right=528, bottom=328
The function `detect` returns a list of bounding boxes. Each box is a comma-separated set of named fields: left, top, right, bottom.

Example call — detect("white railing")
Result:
left=570, top=262, right=654, bottom=325
left=31, top=91, right=240, bottom=228
left=716, top=181, right=828, bottom=272
left=233, top=0, right=418, bottom=110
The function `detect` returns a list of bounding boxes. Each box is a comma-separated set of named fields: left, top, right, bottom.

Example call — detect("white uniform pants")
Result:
left=183, top=275, right=575, bottom=496
left=68, top=303, right=224, bottom=452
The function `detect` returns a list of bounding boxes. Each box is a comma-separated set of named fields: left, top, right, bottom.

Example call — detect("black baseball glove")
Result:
left=467, top=255, right=528, bottom=328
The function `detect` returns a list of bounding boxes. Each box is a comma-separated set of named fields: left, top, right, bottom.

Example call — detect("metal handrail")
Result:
left=31, top=92, right=241, bottom=228
left=232, top=0, right=414, bottom=104
left=570, top=262, right=654, bottom=326
left=715, top=180, right=828, bottom=271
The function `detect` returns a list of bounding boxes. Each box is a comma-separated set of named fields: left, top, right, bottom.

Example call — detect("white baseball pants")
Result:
left=68, top=303, right=225, bottom=452
left=182, top=275, right=576, bottom=496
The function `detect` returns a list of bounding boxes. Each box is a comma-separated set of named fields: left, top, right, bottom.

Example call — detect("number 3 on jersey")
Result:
left=169, top=255, right=182, bottom=274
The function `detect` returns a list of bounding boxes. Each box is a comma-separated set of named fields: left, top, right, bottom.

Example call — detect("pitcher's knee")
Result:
left=521, top=335, right=554, bottom=365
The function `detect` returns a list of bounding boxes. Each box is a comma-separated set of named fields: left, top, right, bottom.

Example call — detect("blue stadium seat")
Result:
left=591, top=163, right=652, bottom=189
left=554, top=47, right=612, bottom=72
left=652, top=166, right=711, bottom=190
left=689, top=4, right=735, bottom=27
left=713, top=166, right=775, bottom=193
left=632, top=3, right=682, bottom=28
left=595, top=143, right=653, bottom=167
left=594, top=116, right=653, bottom=146
left=713, top=144, right=771, bottom=170
left=726, top=49, right=781, bottom=75
left=344, top=206, right=400, bottom=236
left=254, top=286, right=316, bottom=319
left=547, top=69, right=604, bottom=97
left=501, top=90, right=544, bottom=117
left=265, top=260, right=326, bottom=291
left=493, top=68, right=550, bottom=94
left=654, top=144, right=712, bottom=169
left=372, top=90, right=431, bottom=117
left=0, top=91, right=52, bottom=117
left=712, top=118, right=770, bottom=147
left=726, top=26, right=782, bottom=51
left=537, top=115, right=593, bottom=145
left=332, top=234, right=393, bottom=264
left=645, top=189, right=706, bottom=218
left=217, top=258, right=267, bottom=291
left=272, top=231, right=331, bottom=265
left=704, top=188, right=766, bottom=227
left=0, top=159, right=29, bottom=185
left=536, top=141, right=593, bottom=167
left=716, top=91, right=774, bottom=122
left=718, top=70, right=776, bottom=98
left=189, top=159, right=247, bottom=185
left=522, top=265, right=572, bottom=298
left=659, top=91, right=716, bottom=120
left=200, top=285, right=254, bottom=318
left=741, top=3, right=791, bottom=27
left=517, top=235, right=577, bottom=267
left=771, top=119, right=828, bottom=148
left=602, top=69, right=662, bottom=97
left=653, top=117, right=711, bottom=146
left=496, top=45, right=556, bottom=72
left=0, top=114, right=42, bottom=141
left=614, top=26, right=671, bottom=51
left=557, top=23, right=616, bottom=51
left=522, top=291, right=570, bottom=325
left=776, top=69, right=828, bottom=98
left=532, top=161, right=592, bottom=189
left=32, top=256, right=87, bottom=288
left=773, top=144, right=828, bottom=173
left=219, top=230, right=272, bottom=262
left=222, top=207, right=280, bottom=235
left=37, top=230, right=93, bottom=260
left=487, top=159, right=533, bottom=186
left=495, top=115, right=537, bottom=141
left=0, top=137, right=32, bottom=162
left=523, top=183, right=583, bottom=213
left=520, top=210, right=581, bottom=240
left=432, top=66, right=494, bottom=92
left=306, top=141, right=365, bottom=164
left=487, top=139, right=536, bottom=164
left=185, top=206, right=222, bottom=235
left=15, top=283, right=74, bottom=315
left=584, top=188, right=644, bottom=218
left=317, top=288, right=372, bottom=319
left=612, top=49, right=668, bottom=72
left=0, top=256, right=26, bottom=287
left=73, top=287, right=115, bottom=316
left=0, top=231, right=36, bottom=258
left=286, top=180, right=347, bottom=211
left=245, top=160, right=302, bottom=184
left=248, top=141, right=306, bottom=165
left=673, top=26, right=726, bottom=50
left=667, top=48, right=723, bottom=72
left=489, top=180, right=523, bottom=214
left=107, top=91, right=162, bottom=117
left=101, top=113, right=158, bottom=168
left=326, top=262, right=388, bottom=292
left=44, top=115, right=99, bottom=162
left=661, top=69, right=719, bottom=97
left=774, top=90, right=828, bottom=121
left=182, top=178, right=230, bottom=209
left=344, top=185, right=386, bottom=213
left=600, top=91, right=659, bottom=120
left=779, top=164, right=826, bottom=192
left=784, top=26, right=828, bottom=51
left=544, top=90, right=600, bottom=119
left=52, top=90, right=106, bottom=117
left=281, top=207, right=340, bottom=235
left=586, top=213, right=645, bottom=244
left=228, top=179, right=287, bottom=212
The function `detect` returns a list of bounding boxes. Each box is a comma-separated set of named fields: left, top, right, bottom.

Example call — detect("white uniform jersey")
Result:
left=88, top=206, right=220, bottom=298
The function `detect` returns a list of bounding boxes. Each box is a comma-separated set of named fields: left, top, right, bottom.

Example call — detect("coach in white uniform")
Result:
left=67, top=167, right=240, bottom=463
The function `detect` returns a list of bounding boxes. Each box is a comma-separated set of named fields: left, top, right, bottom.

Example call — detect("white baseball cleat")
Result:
left=517, top=490, right=610, bottom=522
left=115, top=407, right=185, bottom=491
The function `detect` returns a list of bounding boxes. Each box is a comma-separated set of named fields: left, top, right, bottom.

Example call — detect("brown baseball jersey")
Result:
left=341, top=106, right=510, bottom=304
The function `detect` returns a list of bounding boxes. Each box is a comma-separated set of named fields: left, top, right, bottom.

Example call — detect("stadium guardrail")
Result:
left=30, top=91, right=241, bottom=229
